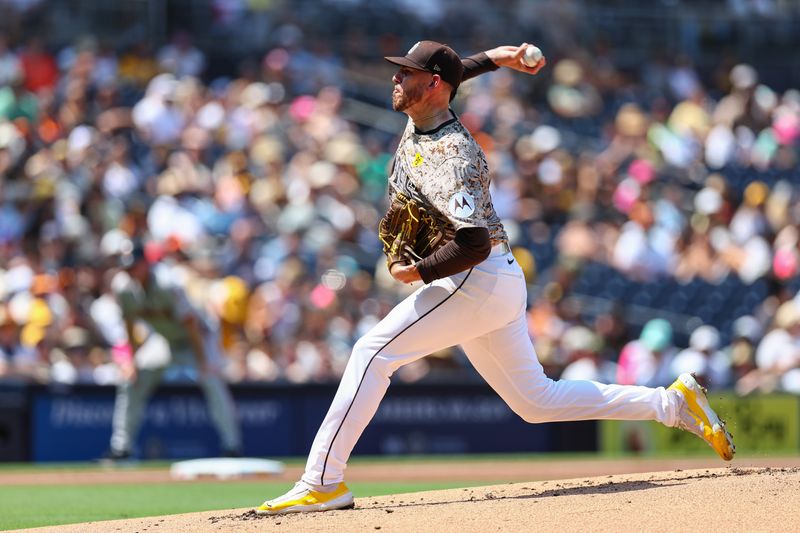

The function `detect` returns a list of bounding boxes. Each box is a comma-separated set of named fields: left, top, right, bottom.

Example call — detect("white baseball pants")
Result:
left=302, top=246, right=682, bottom=486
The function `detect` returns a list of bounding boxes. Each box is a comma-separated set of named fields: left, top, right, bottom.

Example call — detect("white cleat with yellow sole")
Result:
left=668, top=372, right=736, bottom=461
left=256, top=481, right=354, bottom=515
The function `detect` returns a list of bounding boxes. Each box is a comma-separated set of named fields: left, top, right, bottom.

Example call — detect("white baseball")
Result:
left=522, top=45, right=543, bottom=67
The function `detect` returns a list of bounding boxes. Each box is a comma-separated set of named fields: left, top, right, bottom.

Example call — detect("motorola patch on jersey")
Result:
left=448, top=191, right=475, bottom=218
left=412, top=152, right=424, bottom=167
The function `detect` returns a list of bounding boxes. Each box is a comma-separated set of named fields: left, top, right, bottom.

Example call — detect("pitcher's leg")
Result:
left=461, top=316, right=680, bottom=427
left=303, top=271, right=488, bottom=486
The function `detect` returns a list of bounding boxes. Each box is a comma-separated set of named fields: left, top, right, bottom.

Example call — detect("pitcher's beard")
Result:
left=392, top=86, right=422, bottom=112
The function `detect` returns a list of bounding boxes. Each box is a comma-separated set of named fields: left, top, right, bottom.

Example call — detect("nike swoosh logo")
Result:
left=507, top=258, right=514, bottom=264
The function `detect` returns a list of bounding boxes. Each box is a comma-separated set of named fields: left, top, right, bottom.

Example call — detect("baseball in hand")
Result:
left=522, top=45, right=543, bottom=67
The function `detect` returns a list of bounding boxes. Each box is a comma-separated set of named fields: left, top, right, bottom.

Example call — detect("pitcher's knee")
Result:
left=513, top=381, right=558, bottom=424
left=351, top=336, right=394, bottom=377
left=517, top=407, right=550, bottom=424
left=352, top=336, right=379, bottom=361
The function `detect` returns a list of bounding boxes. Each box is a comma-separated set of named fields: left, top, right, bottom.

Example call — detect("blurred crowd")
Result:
left=0, top=12, right=799, bottom=394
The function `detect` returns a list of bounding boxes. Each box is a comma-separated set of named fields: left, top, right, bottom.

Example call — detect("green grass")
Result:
left=0, top=460, right=175, bottom=472
left=0, top=480, right=490, bottom=531
left=0, top=453, right=570, bottom=477
left=0, top=449, right=787, bottom=474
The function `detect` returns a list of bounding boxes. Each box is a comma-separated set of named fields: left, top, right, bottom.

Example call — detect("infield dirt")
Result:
left=18, top=465, right=800, bottom=532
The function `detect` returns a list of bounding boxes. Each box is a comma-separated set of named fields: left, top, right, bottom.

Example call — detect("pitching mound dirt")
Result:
left=22, top=467, right=800, bottom=532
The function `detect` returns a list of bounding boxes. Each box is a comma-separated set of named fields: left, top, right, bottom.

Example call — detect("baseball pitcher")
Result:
left=257, top=41, right=734, bottom=514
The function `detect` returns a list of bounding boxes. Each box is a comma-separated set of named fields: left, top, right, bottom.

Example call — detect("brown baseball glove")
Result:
left=378, top=192, right=454, bottom=270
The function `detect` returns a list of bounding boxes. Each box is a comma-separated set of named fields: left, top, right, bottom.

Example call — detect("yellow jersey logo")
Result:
left=412, top=152, right=424, bottom=167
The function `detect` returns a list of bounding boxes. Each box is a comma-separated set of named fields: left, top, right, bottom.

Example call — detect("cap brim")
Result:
left=384, top=56, right=429, bottom=72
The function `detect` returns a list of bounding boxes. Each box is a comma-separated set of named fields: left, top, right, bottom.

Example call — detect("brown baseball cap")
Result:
left=385, top=41, right=464, bottom=94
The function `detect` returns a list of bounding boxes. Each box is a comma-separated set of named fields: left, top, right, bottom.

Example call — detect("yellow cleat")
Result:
left=256, top=481, right=354, bottom=515
left=668, top=373, right=736, bottom=461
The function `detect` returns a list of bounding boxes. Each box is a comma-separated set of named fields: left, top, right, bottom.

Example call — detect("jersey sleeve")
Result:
left=429, top=156, right=488, bottom=230
left=90, top=295, right=128, bottom=345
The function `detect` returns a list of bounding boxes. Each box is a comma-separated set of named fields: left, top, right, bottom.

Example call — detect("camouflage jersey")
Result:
left=388, top=112, right=508, bottom=246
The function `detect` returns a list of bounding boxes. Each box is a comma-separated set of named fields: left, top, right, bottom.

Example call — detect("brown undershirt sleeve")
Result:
left=461, top=52, right=500, bottom=82
left=416, top=227, right=492, bottom=284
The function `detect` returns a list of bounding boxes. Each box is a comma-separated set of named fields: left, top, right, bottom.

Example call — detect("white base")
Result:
left=170, top=457, right=285, bottom=480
